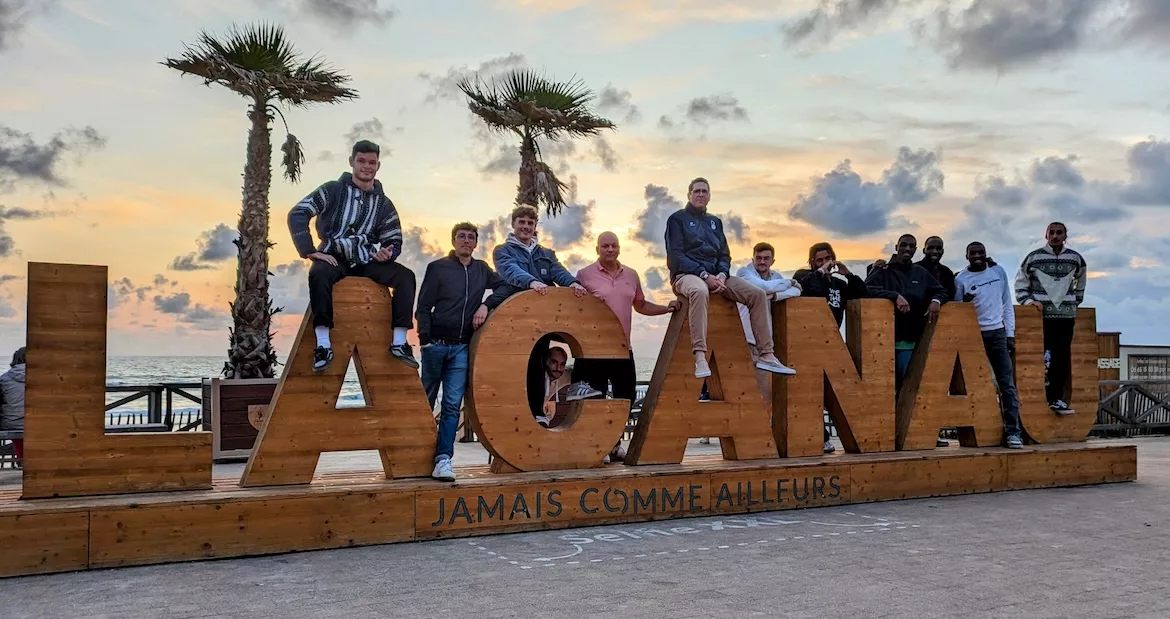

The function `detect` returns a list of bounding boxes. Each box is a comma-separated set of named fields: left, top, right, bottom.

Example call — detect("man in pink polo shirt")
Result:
left=576, top=231, right=679, bottom=460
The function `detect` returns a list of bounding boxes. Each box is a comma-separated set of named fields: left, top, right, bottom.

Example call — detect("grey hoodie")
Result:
left=0, top=363, right=25, bottom=431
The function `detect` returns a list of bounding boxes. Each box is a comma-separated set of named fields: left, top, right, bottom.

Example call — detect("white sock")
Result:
left=392, top=328, right=408, bottom=346
left=315, top=326, right=331, bottom=348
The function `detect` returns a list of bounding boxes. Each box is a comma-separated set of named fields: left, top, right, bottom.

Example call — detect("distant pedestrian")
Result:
left=0, top=346, right=26, bottom=468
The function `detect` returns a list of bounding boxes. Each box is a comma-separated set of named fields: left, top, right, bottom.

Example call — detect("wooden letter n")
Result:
left=22, top=262, right=212, bottom=499
left=776, top=298, right=895, bottom=456
left=241, top=277, right=435, bottom=486
left=625, top=295, right=776, bottom=465
left=896, top=303, right=1004, bottom=450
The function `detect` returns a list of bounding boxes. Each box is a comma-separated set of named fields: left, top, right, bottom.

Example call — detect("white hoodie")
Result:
left=735, top=264, right=802, bottom=346
left=955, top=263, right=1016, bottom=337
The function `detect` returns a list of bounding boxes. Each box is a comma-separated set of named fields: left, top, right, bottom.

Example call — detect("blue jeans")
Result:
left=981, top=328, right=1022, bottom=437
left=421, top=343, right=469, bottom=461
left=894, top=347, right=914, bottom=393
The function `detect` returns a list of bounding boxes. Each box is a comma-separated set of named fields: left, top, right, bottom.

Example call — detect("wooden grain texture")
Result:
left=626, top=296, right=776, bottom=465
left=708, top=464, right=850, bottom=513
left=850, top=453, right=1009, bottom=502
left=241, top=278, right=436, bottom=487
left=895, top=303, right=1005, bottom=451
left=1006, top=445, right=1137, bottom=489
left=1014, top=307, right=1099, bottom=444
left=776, top=299, right=895, bottom=456
left=466, top=289, right=630, bottom=472
left=0, top=512, right=90, bottom=577
left=22, top=262, right=212, bottom=499
left=89, top=491, right=415, bottom=568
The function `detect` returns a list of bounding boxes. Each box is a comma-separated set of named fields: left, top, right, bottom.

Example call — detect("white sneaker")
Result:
left=699, top=437, right=711, bottom=445
left=431, top=457, right=456, bottom=482
left=695, top=357, right=712, bottom=378
left=534, top=415, right=550, bottom=428
left=823, top=440, right=836, bottom=454
left=565, top=382, right=603, bottom=401
left=609, top=444, right=627, bottom=462
left=756, top=357, right=796, bottom=375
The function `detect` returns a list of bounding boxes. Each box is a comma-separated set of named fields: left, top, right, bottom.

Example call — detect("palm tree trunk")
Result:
left=226, top=100, right=278, bottom=379
left=516, top=133, right=538, bottom=207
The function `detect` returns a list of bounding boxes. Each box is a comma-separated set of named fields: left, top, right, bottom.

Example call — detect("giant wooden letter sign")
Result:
left=1, top=262, right=1137, bottom=579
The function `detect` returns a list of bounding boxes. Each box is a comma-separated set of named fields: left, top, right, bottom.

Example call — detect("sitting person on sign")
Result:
left=0, top=347, right=25, bottom=469
left=528, top=346, right=601, bottom=429
left=288, top=140, right=419, bottom=373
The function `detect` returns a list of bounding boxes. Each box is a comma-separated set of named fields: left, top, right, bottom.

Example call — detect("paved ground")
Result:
left=2, top=437, right=1168, bottom=618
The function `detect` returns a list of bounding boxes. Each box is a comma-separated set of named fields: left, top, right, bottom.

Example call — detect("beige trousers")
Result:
left=673, top=274, right=773, bottom=356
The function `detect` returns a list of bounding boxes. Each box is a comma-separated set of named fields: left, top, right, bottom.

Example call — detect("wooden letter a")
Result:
left=625, top=296, right=776, bottom=465
left=241, top=278, right=435, bottom=487
left=896, top=303, right=1004, bottom=450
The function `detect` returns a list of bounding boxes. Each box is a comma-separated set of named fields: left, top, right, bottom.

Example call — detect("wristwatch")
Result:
left=700, top=271, right=710, bottom=280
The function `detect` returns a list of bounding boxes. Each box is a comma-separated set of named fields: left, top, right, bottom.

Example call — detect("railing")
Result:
left=1093, top=380, right=1170, bottom=436
left=104, top=382, right=204, bottom=431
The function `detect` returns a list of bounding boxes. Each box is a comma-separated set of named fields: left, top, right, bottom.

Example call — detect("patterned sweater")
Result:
left=288, top=172, right=403, bottom=266
left=1014, top=244, right=1087, bottom=319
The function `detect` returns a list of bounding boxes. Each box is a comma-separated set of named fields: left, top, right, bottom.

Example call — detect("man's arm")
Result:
left=846, top=273, right=869, bottom=300
left=998, top=265, right=1016, bottom=337
left=1073, top=253, right=1088, bottom=306
left=547, top=251, right=581, bottom=288
left=288, top=182, right=332, bottom=258
left=665, top=215, right=707, bottom=277
left=414, top=262, right=439, bottom=345
left=864, top=269, right=901, bottom=301
left=492, top=245, right=539, bottom=289
left=632, top=273, right=674, bottom=316
left=736, top=264, right=800, bottom=299
left=375, top=199, right=403, bottom=261
left=1014, top=253, right=1035, bottom=305
left=482, top=265, right=508, bottom=310
left=923, top=269, right=949, bottom=305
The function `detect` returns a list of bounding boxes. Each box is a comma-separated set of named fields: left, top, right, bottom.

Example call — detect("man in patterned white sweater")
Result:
left=1014, top=222, right=1087, bottom=415
left=288, top=140, right=418, bottom=373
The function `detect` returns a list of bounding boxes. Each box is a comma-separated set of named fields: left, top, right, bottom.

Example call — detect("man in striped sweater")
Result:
left=288, top=140, right=418, bottom=373
left=1015, top=222, right=1087, bottom=415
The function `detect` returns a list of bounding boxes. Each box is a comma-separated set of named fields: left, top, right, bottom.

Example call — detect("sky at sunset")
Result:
left=1, top=0, right=1169, bottom=363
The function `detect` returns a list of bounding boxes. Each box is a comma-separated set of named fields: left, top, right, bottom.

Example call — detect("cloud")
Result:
left=397, top=226, right=447, bottom=281
left=0, top=274, right=21, bottom=283
left=539, top=177, right=594, bottom=249
left=0, top=125, right=106, bottom=191
left=419, top=53, right=527, bottom=104
left=931, top=0, right=1101, bottom=72
left=562, top=253, right=591, bottom=273
left=632, top=184, right=684, bottom=258
left=643, top=266, right=669, bottom=292
left=153, top=292, right=191, bottom=315
left=1119, top=139, right=1170, bottom=205
left=722, top=213, right=750, bottom=244
left=1030, top=155, right=1084, bottom=189
left=169, top=223, right=238, bottom=271
left=660, top=94, right=751, bottom=132
left=0, top=205, right=48, bottom=257
left=0, top=0, right=49, bottom=54
left=788, top=146, right=943, bottom=237
left=596, top=84, right=642, bottom=123
left=478, top=137, right=576, bottom=178
left=256, top=0, right=396, bottom=31
left=344, top=117, right=387, bottom=149
left=592, top=135, right=619, bottom=172
left=475, top=214, right=512, bottom=260
left=782, top=0, right=905, bottom=47
left=152, top=291, right=226, bottom=329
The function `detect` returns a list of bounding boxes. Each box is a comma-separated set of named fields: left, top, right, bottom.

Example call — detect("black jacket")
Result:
left=665, top=204, right=731, bottom=281
left=917, top=259, right=957, bottom=301
left=793, top=268, right=868, bottom=327
left=864, top=260, right=949, bottom=343
left=415, top=253, right=506, bottom=345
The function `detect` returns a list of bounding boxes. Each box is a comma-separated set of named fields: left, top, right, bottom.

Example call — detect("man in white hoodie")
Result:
left=955, top=242, right=1023, bottom=449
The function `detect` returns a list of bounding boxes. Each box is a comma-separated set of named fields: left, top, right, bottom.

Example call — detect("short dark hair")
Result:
left=925, top=236, right=943, bottom=245
left=753, top=242, right=775, bottom=257
left=10, top=346, right=24, bottom=367
left=688, top=177, right=710, bottom=194
left=1047, top=221, right=1067, bottom=231
left=898, top=233, right=917, bottom=244
left=966, top=241, right=985, bottom=251
left=451, top=222, right=478, bottom=242
left=808, top=242, right=835, bottom=266
left=510, top=205, right=539, bottom=224
left=351, top=140, right=380, bottom=158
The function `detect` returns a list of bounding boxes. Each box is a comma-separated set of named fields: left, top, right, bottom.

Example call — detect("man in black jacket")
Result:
left=865, top=234, right=949, bottom=393
left=919, top=236, right=957, bottom=301
left=793, top=242, right=869, bottom=328
left=289, top=140, right=417, bottom=373
left=415, top=222, right=507, bottom=481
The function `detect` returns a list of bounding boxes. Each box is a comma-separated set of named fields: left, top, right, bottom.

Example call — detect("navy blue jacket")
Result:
left=487, top=235, right=580, bottom=306
left=415, top=253, right=506, bottom=345
left=665, top=204, right=731, bottom=281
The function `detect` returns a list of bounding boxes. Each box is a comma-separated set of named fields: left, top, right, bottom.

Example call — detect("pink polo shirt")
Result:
left=576, top=261, right=644, bottom=344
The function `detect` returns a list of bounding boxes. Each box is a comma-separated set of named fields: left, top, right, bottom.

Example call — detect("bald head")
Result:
left=597, top=231, right=620, bottom=266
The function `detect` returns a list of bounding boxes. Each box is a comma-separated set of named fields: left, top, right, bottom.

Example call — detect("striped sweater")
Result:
left=288, top=172, right=402, bottom=266
left=1014, top=244, right=1087, bottom=319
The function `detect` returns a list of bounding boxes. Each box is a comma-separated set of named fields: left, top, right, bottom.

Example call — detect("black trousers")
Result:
left=1044, top=317, right=1076, bottom=404
left=572, top=353, right=637, bottom=405
left=308, top=259, right=416, bottom=330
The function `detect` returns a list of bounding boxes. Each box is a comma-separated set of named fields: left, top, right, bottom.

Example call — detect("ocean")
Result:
left=104, top=355, right=660, bottom=418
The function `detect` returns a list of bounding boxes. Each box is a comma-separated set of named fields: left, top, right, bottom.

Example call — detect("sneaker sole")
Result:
left=1051, top=409, right=1077, bottom=416
left=756, top=362, right=796, bottom=375
left=695, top=371, right=712, bottom=378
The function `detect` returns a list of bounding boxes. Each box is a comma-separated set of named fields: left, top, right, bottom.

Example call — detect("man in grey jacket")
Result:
left=0, top=347, right=25, bottom=468
left=288, top=140, right=418, bottom=373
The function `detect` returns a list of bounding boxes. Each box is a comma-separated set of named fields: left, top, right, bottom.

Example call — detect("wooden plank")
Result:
left=415, top=473, right=709, bottom=538
left=0, top=511, right=90, bottom=577
left=241, top=278, right=437, bottom=486
left=850, top=452, right=1008, bottom=502
left=626, top=296, right=776, bottom=464
left=708, top=464, right=850, bottom=513
left=1015, top=308, right=1099, bottom=443
left=466, top=289, right=630, bottom=472
left=776, top=298, right=895, bottom=456
left=895, top=303, right=1005, bottom=451
left=22, top=263, right=212, bottom=499
left=89, top=491, right=415, bottom=568
left=1006, top=445, right=1137, bottom=489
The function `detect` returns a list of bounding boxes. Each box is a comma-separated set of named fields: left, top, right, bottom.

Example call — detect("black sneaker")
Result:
left=313, top=346, right=334, bottom=372
left=1049, top=400, right=1076, bottom=415
left=389, top=344, right=420, bottom=369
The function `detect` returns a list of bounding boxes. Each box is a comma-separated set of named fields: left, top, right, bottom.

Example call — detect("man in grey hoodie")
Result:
left=0, top=346, right=25, bottom=467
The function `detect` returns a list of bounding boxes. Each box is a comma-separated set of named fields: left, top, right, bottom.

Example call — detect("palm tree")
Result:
left=163, top=23, right=357, bottom=379
left=458, top=70, right=615, bottom=217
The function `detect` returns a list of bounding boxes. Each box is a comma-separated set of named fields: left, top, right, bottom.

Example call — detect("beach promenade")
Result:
left=0, top=436, right=1166, bottom=618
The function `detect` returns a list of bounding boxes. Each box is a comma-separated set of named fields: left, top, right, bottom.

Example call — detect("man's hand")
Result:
left=819, top=259, right=835, bottom=274
left=1032, top=302, right=1044, bottom=313
left=962, top=291, right=976, bottom=302
left=570, top=282, right=588, bottom=298
left=895, top=295, right=911, bottom=312
left=705, top=275, right=722, bottom=293
left=926, top=299, right=941, bottom=323
left=836, top=262, right=852, bottom=276
left=710, top=274, right=727, bottom=293
left=372, top=247, right=394, bottom=263
left=309, top=252, right=338, bottom=267
left=530, top=281, right=549, bottom=295
left=1007, top=337, right=1016, bottom=358
left=667, top=300, right=681, bottom=313
left=873, top=258, right=888, bottom=270
left=472, top=304, right=489, bottom=328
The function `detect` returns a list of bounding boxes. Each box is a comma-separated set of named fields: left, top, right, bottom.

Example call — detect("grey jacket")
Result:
left=0, top=363, right=25, bottom=431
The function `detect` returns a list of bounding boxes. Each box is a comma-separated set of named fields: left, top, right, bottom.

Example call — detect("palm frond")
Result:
left=534, top=161, right=568, bottom=214
left=280, top=132, right=305, bottom=183
left=457, top=69, right=615, bottom=137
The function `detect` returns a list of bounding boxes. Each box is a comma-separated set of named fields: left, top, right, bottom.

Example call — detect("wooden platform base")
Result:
left=0, top=443, right=1137, bottom=578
